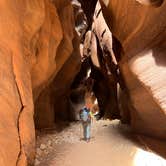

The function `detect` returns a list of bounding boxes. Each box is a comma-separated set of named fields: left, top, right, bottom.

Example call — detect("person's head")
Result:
left=85, top=103, right=91, bottom=109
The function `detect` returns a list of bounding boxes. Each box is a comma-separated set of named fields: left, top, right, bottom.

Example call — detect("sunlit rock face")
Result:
left=100, top=0, right=166, bottom=139
left=0, top=0, right=81, bottom=165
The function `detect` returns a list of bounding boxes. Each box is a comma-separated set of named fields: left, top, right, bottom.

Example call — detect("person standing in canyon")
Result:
left=79, top=104, right=92, bottom=142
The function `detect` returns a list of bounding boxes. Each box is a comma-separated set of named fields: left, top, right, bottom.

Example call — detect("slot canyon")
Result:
left=0, top=0, right=166, bottom=165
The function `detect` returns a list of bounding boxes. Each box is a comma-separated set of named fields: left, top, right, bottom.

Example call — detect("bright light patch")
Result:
left=94, top=99, right=98, bottom=105
left=134, top=149, right=166, bottom=166
left=87, top=68, right=91, bottom=78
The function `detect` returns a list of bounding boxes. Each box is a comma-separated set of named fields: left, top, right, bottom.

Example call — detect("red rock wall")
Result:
left=0, top=0, right=38, bottom=165
left=100, top=0, right=166, bottom=139
left=0, top=0, right=80, bottom=165
left=34, top=0, right=84, bottom=128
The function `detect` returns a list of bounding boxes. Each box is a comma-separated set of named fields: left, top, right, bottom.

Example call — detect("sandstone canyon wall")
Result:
left=0, top=0, right=166, bottom=165
left=0, top=0, right=81, bottom=165
left=79, top=0, right=166, bottom=139
left=100, top=0, right=166, bottom=139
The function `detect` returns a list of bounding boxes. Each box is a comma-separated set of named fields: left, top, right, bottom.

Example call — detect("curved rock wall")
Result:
left=100, top=0, right=166, bottom=139
left=34, top=0, right=87, bottom=128
left=0, top=0, right=81, bottom=165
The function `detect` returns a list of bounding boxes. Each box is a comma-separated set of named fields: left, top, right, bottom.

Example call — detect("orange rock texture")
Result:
left=34, top=0, right=85, bottom=128
left=0, top=0, right=80, bottom=165
left=100, top=0, right=166, bottom=139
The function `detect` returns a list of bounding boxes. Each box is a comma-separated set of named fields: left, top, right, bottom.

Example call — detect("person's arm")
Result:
left=89, top=111, right=94, bottom=119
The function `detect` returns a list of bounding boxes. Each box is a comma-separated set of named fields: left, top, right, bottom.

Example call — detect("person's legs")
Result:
left=82, top=123, right=90, bottom=140
left=86, top=122, right=91, bottom=140
left=82, top=123, right=87, bottom=140
left=82, top=122, right=91, bottom=141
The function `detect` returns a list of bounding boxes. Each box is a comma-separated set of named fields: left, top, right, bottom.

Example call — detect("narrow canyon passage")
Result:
left=35, top=120, right=166, bottom=166
left=0, top=0, right=165, bottom=165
